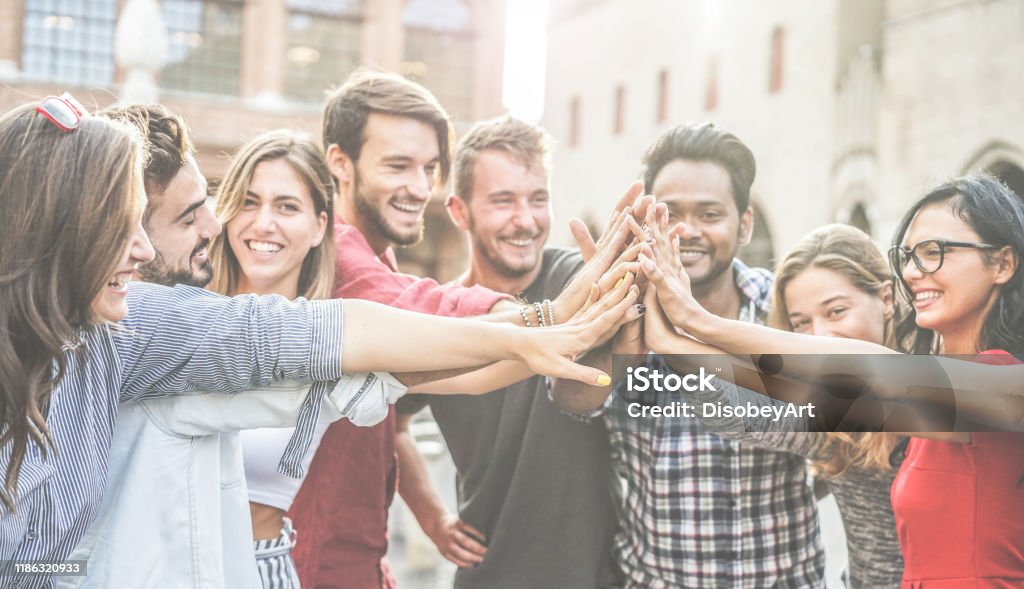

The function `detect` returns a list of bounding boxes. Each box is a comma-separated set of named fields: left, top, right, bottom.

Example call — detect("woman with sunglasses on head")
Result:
left=0, top=99, right=635, bottom=587
left=639, top=175, right=1024, bottom=588
left=648, top=223, right=906, bottom=588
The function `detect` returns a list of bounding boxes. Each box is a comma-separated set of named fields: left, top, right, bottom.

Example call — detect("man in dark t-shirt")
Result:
left=396, top=116, right=621, bottom=588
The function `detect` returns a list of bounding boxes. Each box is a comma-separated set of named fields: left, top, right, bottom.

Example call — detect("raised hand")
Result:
left=568, top=180, right=645, bottom=262
left=515, top=272, right=640, bottom=385
left=636, top=205, right=705, bottom=330
left=551, top=196, right=649, bottom=323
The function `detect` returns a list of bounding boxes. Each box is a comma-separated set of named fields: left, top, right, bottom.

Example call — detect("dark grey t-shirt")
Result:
left=397, top=248, right=621, bottom=588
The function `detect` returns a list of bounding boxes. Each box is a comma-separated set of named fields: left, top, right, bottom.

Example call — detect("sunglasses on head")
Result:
left=35, top=93, right=90, bottom=132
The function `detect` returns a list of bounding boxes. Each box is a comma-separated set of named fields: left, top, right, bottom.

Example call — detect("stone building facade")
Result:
left=544, top=0, right=1024, bottom=266
left=0, top=0, right=508, bottom=279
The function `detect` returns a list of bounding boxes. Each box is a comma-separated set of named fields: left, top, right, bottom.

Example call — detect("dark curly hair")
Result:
left=891, top=174, right=1024, bottom=357
left=99, top=104, right=195, bottom=223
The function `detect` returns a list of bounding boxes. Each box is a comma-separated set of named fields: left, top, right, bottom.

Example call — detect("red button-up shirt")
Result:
left=288, top=219, right=508, bottom=589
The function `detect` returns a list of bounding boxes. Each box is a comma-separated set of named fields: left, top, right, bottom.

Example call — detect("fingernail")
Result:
left=636, top=304, right=646, bottom=315
left=596, top=374, right=612, bottom=386
left=614, top=277, right=625, bottom=289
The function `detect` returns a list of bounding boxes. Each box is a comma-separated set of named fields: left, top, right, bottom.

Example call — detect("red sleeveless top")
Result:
left=891, top=350, right=1024, bottom=588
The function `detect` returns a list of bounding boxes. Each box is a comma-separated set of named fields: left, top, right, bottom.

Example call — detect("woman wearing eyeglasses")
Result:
left=639, top=174, right=1024, bottom=587
left=0, top=99, right=635, bottom=587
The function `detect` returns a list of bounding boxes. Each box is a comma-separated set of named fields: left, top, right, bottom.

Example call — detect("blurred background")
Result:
left=2, top=0, right=1021, bottom=586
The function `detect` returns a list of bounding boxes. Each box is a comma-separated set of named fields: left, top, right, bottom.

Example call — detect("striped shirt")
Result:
left=0, top=283, right=344, bottom=588
left=604, top=260, right=826, bottom=588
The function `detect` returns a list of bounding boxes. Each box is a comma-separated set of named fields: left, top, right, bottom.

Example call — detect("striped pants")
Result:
left=255, top=517, right=301, bottom=589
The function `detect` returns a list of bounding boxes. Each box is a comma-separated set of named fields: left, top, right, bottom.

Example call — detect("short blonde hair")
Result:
left=208, top=130, right=336, bottom=300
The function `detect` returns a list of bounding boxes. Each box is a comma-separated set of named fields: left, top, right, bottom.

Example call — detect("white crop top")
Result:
left=242, top=371, right=406, bottom=510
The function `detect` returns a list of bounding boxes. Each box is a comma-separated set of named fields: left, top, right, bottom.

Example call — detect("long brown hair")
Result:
left=207, top=130, right=336, bottom=300
left=769, top=224, right=901, bottom=478
left=0, top=104, right=143, bottom=509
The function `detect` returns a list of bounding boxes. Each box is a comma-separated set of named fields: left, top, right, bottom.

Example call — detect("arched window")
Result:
left=768, top=26, right=784, bottom=93
left=988, top=160, right=1024, bottom=199
left=848, top=202, right=872, bottom=235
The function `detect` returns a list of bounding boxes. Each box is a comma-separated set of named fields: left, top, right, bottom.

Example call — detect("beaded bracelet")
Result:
left=519, top=305, right=532, bottom=327
left=533, top=302, right=547, bottom=327
left=543, top=299, right=555, bottom=326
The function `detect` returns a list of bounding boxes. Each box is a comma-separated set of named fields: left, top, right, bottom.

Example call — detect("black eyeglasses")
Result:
left=889, top=239, right=998, bottom=282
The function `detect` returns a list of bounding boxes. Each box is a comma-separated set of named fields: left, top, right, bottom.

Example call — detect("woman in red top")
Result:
left=636, top=174, right=1024, bottom=587
left=885, top=177, right=1024, bottom=588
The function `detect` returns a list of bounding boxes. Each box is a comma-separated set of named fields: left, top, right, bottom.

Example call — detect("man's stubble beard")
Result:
left=137, top=252, right=213, bottom=288
left=684, top=238, right=741, bottom=297
left=352, top=171, right=424, bottom=248
left=137, top=234, right=214, bottom=288
left=468, top=216, right=542, bottom=279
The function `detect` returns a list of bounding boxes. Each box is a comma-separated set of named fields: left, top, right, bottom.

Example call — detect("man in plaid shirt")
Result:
left=553, top=123, right=824, bottom=587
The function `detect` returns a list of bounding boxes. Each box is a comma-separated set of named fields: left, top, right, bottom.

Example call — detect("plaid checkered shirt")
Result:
left=605, top=259, right=825, bottom=588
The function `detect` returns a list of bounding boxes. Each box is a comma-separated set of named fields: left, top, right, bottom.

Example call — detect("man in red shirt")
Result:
left=288, top=69, right=638, bottom=588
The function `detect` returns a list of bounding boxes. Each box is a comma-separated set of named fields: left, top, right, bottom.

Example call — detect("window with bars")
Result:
left=161, top=0, right=244, bottom=96
left=401, top=0, right=475, bottom=121
left=21, top=0, right=118, bottom=87
left=285, top=0, right=363, bottom=102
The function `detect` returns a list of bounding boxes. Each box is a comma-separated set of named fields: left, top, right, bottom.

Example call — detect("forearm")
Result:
left=396, top=427, right=448, bottom=535
left=410, top=361, right=532, bottom=394
left=666, top=324, right=1024, bottom=430
left=341, top=300, right=522, bottom=373
left=687, top=309, right=894, bottom=356
left=395, top=365, right=496, bottom=389
left=901, top=357, right=1024, bottom=430
left=479, top=299, right=566, bottom=328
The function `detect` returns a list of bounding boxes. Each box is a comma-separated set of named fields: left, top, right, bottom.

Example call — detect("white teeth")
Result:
left=679, top=250, right=705, bottom=259
left=392, top=202, right=422, bottom=213
left=109, top=273, right=133, bottom=288
left=249, top=240, right=282, bottom=253
left=915, top=291, right=942, bottom=302
left=506, top=239, right=533, bottom=247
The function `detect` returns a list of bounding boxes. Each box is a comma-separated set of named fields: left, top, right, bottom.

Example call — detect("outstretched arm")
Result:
left=637, top=209, right=1024, bottom=431
left=341, top=272, right=638, bottom=384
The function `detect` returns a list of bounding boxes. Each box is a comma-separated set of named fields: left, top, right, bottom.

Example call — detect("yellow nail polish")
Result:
left=596, top=374, right=612, bottom=386
left=614, top=278, right=625, bottom=289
